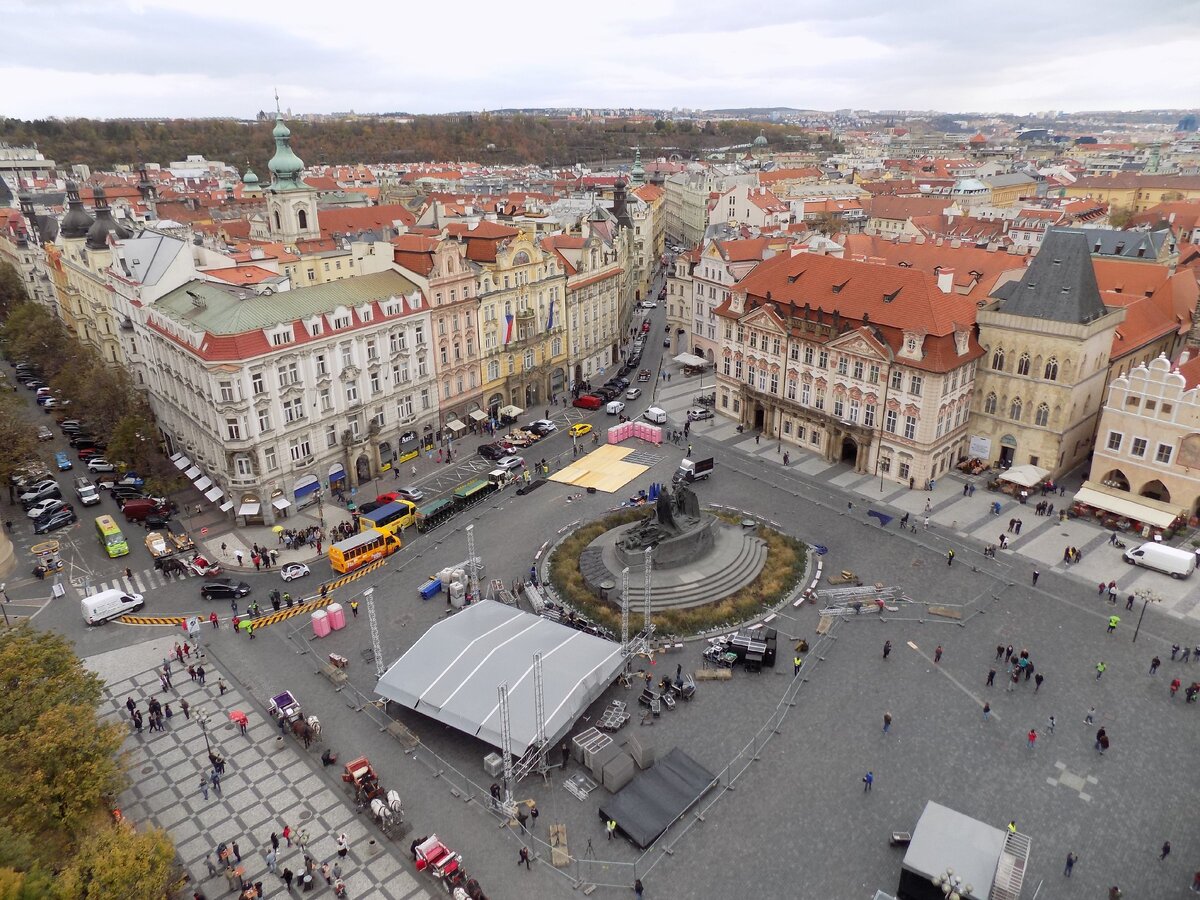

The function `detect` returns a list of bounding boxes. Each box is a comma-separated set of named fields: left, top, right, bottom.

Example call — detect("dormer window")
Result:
left=333, top=314, right=351, bottom=330
left=905, top=336, right=917, bottom=353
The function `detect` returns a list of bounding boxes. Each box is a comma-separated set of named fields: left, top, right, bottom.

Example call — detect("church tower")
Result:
left=266, top=108, right=319, bottom=244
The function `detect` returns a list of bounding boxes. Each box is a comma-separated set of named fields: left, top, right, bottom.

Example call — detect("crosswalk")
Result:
left=87, top=564, right=199, bottom=596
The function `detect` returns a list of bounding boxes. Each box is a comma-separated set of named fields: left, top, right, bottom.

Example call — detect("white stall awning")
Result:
left=173, top=455, right=193, bottom=471
left=673, top=353, right=709, bottom=368
left=184, top=466, right=202, bottom=480
left=219, top=500, right=234, bottom=512
left=193, top=476, right=213, bottom=491
left=499, top=405, right=524, bottom=418
left=205, top=487, right=224, bottom=502
left=272, top=497, right=292, bottom=511
left=238, top=502, right=261, bottom=516
left=447, top=419, right=467, bottom=433
left=998, top=464, right=1050, bottom=488
left=469, top=409, right=488, bottom=422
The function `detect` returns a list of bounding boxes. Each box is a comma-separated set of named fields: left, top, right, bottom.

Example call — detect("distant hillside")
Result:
left=0, top=116, right=839, bottom=172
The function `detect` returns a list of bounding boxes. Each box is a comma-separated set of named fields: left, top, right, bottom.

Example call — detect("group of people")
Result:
left=125, top=694, right=172, bottom=733
left=1063, top=546, right=1085, bottom=564
left=276, top=525, right=323, bottom=553
left=1032, top=499, right=1057, bottom=517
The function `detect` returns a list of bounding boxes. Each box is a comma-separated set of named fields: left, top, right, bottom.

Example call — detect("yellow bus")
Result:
left=95, top=514, right=129, bottom=558
left=357, top=500, right=417, bottom=538
left=329, top=529, right=401, bottom=574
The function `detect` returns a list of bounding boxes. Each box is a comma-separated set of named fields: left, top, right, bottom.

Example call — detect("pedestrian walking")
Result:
left=635, top=878, right=644, bottom=898
left=1161, top=841, right=1171, bottom=861
left=196, top=665, right=206, bottom=685
left=336, top=833, right=349, bottom=859
left=1125, top=594, right=1135, bottom=610
left=986, top=669, right=996, bottom=687
left=883, top=711, right=892, bottom=734
left=995, top=644, right=1005, bottom=661
left=1031, top=569, right=1039, bottom=586
left=1085, top=705, right=1096, bottom=724
left=218, top=678, right=228, bottom=695
left=518, top=846, right=531, bottom=869
left=198, top=777, right=209, bottom=800
left=882, top=640, right=892, bottom=659
left=793, top=655, right=803, bottom=675
left=1106, top=615, right=1120, bottom=634
left=1171, top=643, right=1181, bottom=660
left=1034, top=673, right=1044, bottom=692
left=1046, top=715, right=1055, bottom=734
left=934, top=645, right=943, bottom=664
left=210, top=611, right=219, bottom=629
left=1184, top=646, right=1193, bottom=663
left=1150, top=656, right=1161, bottom=675
left=1027, top=728, right=1037, bottom=749
left=1094, top=727, right=1107, bottom=753
left=235, top=550, right=244, bottom=566
left=1095, top=661, right=1107, bottom=679
left=265, top=848, right=277, bottom=874
left=232, top=841, right=240, bottom=862
left=210, top=770, right=222, bottom=796
left=946, top=549, right=954, bottom=566
left=982, top=702, right=991, bottom=721
left=862, top=771, right=873, bottom=792
left=281, top=868, right=294, bottom=892
left=1005, top=645, right=1014, bottom=662
left=1170, top=677, right=1181, bottom=697
left=1064, top=852, right=1077, bottom=877
left=282, top=825, right=292, bottom=847
left=606, top=819, right=617, bottom=840
left=350, top=600, right=359, bottom=617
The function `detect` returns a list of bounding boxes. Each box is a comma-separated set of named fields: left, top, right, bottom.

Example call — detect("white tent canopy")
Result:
left=673, top=353, right=709, bottom=368
left=375, top=600, right=625, bottom=755
left=499, top=405, right=524, bottom=418
left=998, top=464, right=1049, bottom=488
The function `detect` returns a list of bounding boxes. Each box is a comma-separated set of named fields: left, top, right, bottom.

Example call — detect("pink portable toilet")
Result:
left=326, top=602, right=346, bottom=630
left=311, top=609, right=331, bottom=638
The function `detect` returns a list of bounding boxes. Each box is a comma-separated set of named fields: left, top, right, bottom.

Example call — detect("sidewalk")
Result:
left=85, top=636, right=431, bottom=900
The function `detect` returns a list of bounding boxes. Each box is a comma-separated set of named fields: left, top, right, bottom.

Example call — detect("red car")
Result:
left=573, top=394, right=603, bottom=410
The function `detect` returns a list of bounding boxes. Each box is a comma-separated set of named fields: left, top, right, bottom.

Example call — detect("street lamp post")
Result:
left=196, top=707, right=212, bottom=754
left=1132, top=588, right=1161, bottom=643
left=931, top=866, right=973, bottom=900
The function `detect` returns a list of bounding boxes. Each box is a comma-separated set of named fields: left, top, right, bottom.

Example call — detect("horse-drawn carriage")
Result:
left=268, top=690, right=321, bottom=744
left=342, top=755, right=407, bottom=837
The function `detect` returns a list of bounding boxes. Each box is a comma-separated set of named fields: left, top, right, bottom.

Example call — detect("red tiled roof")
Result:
left=717, top=237, right=772, bottom=263
left=318, top=204, right=416, bottom=236
left=1175, top=351, right=1200, bottom=390
left=731, top=251, right=977, bottom=336
left=867, top=195, right=954, bottom=221
left=203, top=266, right=281, bottom=285
left=840, top=235, right=1024, bottom=301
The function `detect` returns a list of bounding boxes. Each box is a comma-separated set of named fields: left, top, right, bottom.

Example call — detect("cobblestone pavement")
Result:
left=84, top=638, right=433, bottom=900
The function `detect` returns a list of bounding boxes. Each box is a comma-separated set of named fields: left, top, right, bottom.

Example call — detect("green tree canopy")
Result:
left=0, top=263, right=28, bottom=320
left=54, top=824, right=176, bottom=900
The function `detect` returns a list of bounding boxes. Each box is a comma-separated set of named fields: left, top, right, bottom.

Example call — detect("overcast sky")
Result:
left=2, top=0, right=1198, bottom=119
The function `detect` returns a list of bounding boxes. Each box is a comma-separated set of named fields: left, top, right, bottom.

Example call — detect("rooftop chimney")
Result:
left=937, top=268, right=955, bottom=294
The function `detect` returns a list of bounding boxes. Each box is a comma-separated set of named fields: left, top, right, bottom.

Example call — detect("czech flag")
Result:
left=504, top=313, right=514, bottom=345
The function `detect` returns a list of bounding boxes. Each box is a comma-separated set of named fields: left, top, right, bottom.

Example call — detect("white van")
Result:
left=81, top=588, right=145, bottom=625
left=643, top=407, right=668, bottom=425
left=1123, top=542, right=1196, bottom=579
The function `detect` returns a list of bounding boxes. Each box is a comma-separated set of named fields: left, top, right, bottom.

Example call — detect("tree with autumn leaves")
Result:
left=0, top=626, right=176, bottom=899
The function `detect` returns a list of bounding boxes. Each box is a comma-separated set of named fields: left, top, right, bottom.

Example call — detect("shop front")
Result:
left=329, top=463, right=347, bottom=497
left=237, top=492, right=263, bottom=525
left=293, top=473, right=321, bottom=510
left=270, top=488, right=291, bottom=520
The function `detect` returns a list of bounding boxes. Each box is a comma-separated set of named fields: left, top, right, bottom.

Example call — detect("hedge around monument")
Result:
left=548, top=508, right=807, bottom=636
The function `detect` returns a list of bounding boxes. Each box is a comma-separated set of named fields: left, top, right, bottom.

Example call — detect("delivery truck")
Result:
left=673, top=457, right=714, bottom=484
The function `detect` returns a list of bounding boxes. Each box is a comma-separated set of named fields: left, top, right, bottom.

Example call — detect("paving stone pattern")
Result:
left=89, top=640, right=431, bottom=900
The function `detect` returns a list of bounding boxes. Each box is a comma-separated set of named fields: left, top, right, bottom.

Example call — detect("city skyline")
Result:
left=2, top=0, right=1198, bottom=120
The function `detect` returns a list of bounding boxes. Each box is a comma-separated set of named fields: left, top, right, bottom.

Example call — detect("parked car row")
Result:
left=477, top=419, right=558, bottom=462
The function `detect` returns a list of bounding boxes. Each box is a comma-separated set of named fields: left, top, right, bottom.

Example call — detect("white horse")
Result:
left=305, top=715, right=322, bottom=738
left=369, top=790, right=404, bottom=835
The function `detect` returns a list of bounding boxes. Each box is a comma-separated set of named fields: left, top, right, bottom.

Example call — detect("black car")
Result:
left=68, top=433, right=98, bottom=448
left=112, top=487, right=148, bottom=503
left=143, top=512, right=173, bottom=529
left=478, top=443, right=509, bottom=461
left=201, top=578, right=251, bottom=601
left=594, top=386, right=619, bottom=401
left=357, top=500, right=384, bottom=516
left=34, top=507, right=77, bottom=534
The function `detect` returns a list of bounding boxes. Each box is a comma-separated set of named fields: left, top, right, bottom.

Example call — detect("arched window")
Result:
left=1010, top=397, right=1023, bottom=420
left=273, top=209, right=281, bottom=230
left=1017, top=353, right=1031, bottom=376
left=984, top=392, right=997, bottom=414
left=297, top=209, right=308, bottom=230
left=991, top=348, right=1005, bottom=371
left=1044, top=357, right=1059, bottom=381
left=487, top=360, right=499, bottom=381
left=1035, top=403, right=1049, bottom=426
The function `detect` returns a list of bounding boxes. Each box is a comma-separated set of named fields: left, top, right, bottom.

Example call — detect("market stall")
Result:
left=1070, top=481, right=1187, bottom=539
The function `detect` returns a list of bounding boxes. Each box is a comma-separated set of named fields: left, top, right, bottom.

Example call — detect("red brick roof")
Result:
left=867, top=195, right=954, bottom=221
left=318, top=204, right=416, bottom=236
left=840, top=235, right=1025, bottom=302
